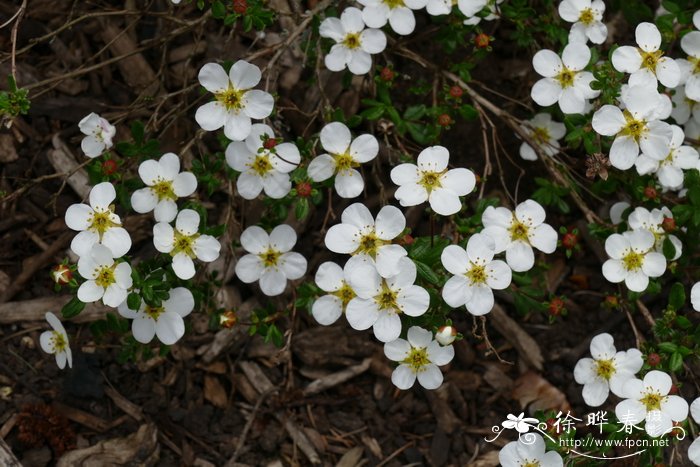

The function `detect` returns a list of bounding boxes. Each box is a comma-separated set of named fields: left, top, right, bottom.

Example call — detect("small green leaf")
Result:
left=127, top=292, right=141, bottom=310
left=61, top=297, right=85, bottom=319
left=414, top=260, right=441, bottom=285
left=669, top=352, right=683, bottom=372
left=658, top=342, right=678, bottom=353
left=668, top=282, right=685, bottom=310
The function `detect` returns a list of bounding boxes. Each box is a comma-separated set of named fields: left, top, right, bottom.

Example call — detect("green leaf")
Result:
left=668, top=282, right=686, bottom=310
left=130, top=121, right=145, bottom=144
left=662, top=237, right=677, bottom=261
left=669, top=352, right=683, bottom=372
left=295, top=198, right=309, bottom=220
left=658, top=342, right=678, bottom=353
left=61, top=297, right=86, bottom=319
left=127, top=292, right=141, bottom=310
left=359, top=105, right=385, bottom=120
left=403, top=104, right=426, bottom=121
left=457, top=104, right=478, bottom=120
left=414, top=260, right=441, bottom=285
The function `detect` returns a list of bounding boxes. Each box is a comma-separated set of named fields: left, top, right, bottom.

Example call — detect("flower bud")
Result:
left=296, top=181, right=312, bottom=198
left=219, top=310, right=237, bottom=328
left=435, top=325, right=457, bottom=345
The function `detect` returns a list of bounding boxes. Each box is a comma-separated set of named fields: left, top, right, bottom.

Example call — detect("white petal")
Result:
left=102, top=284, right=127, bottom=307
left=312, top=295, right=343, bottom=325
left=592, top=105, right=626, bottom=136
left=506, top=241, right=535, bottom=272
left=465, top=285, right=494, bottom=316
left=529, top=224, right=557, bottom=253
left=562, top=42, right=591, bottom=71
left=590, top=332, right=616, bottom=359
left=641, top=252, right=666, bottom=277
left=335, top=168, right=364, bottom=198
left=429, top=188, right=462, bottom=216
left=375, top=205, right=405, bottom=240
left=384, top=338, right=411, bottom=362
left=193, top=235, right=221, bottom=262
left=531, top=78, right=561, bottom=107
left=325, top=224, right=360, bottom=253
left=396, top=286, right=430, bottom=317
left=612, top=46, right=642, bottom=73
left=441, top=244, right=469, bottom=275
left=394, top=183, right=428, bottom=206
left=279, top=252, right=307, bottom=280
left=163, top=287, right=195, bottom=317
left=229, top=60, right=261, bottom=89
left=532, top=49, right=563, bottom=78
left=235, top=254, right=264, bottom=283
left=259, top=269, right=287, bottom=296
left=90, top=182, right=116, bottom=210
left=242, top=90, right=274, bottom=119
left=198, top=63, right=230, bottom=93
left=440, top=168, right=475, bottom=196
left=442, top=275, right=471, bottom=307
left=636, top=22, right=661, bottom=53
left=417, top=146, right=449, bottom=171
left=321, top=122, right=352, bottom=154
left=387, top=6, right=415, bottom=35
left=195, top=101, right=226, bottom=131
left=176, top=209, right=200, bottom=235
left=391, top=365, right=417, bottom=390
left=223, top=112, right=252, bottom=141
left=131, top=188, right=158, bottom=214
left=407, top=326, right=433, bottom=348
left=155, top=312, right=185, bottom=345
left=372, top=311, right=402, bottom=342
left=65, top=203, right=93, bottom=231
left=346, top=298, right=380, bottom=330
left=78, top=281, right=104, bottom=303
left=172, top=252, right=196, bottom=280
left=172, top=172, right=197, bottom=197
left=417, top=364, right=444, bottom=389
left=132, top=318, right=156, bottom=344
left=307, top=154, right=336, bottom=182
left=582, top=380, right=610, bottom=407
left=610, top=135, right=639, bottom=170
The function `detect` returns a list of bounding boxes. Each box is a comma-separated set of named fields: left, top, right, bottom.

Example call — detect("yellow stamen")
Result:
left=173, top=230, right=199, bottom=258
left=640, top=390, right=664, bottom=411
left=215, top=87, right=245, bottom=111
left=333, top=282, right=356, bottom=306
left=259, top=248, right=281, bottom=268
left=556, top=68, right=575, bottom=88
left=595, top=359, right=616, bottom=380
left=622, top=251, right=644, bottom=271
left=151, top=179, right=177, bottom=201
left=342, top=33, right=361, bottom=50
left=402, top=347, right=429, bottom=372
left=94, top=265, right=116, bottom=288
left=89, top=209, right=119, bottom=239
left=579, top=8, right=595, bottom=25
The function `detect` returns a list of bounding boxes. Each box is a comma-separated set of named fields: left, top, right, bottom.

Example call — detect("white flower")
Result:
left=235, top=224, right=307, bottom=296
left=79, top=112, right=116, bottom=158
left=346, top=257, right=429, bottom=342
left=574, top=333, right=643, bottom=407
left=531, top=42, right=600, bottom=114
left=426, top=0, right=453, bottom=15
left=131, top=153, right=197, bottom=222
left=225, top=124, right=300, bottom=199
left=679, top=31, right=700, bottom=100
left=592, top=85, right=673, bottom=170
left=499, top=433, right=563, bottom=467
left=671, top=85, right=700, bottom=125
left=325, top=203, right=407, bottom=278
left=441, top=233, right=512, bottom=316
left=636, top=124, right=699, bottom=190
left=558, top=0, right=607, bottom=44
left=615, top=370, right=688, bottom=437
left=695, top=10, right=700, bottom=30
left=153, top=209, right=221, bottom=280
left=65, top=182, right=132, bottom=258
left=77, top=244, right=133, bottom=307
left=601, top=229, right=666, bottom=292
left=689, top=397, right=700, bottom=465
left=611, top=22, right=681, bottom=89
left=458, top=0, right=487, bottom=18
left=691, top=282, right=700, bottom=311
left=627, top=206, right=683, bottom=260
left=308, top=122, right=378, bottom=199
left=118, top=287, right=194, bottom=345
left=384, top=326, right=454, bottom=390
left=312, top=259, right=360, bottom=325
left=481, top=200, right=558, bottom=272
left=319, top=7, right=387, bottom=75
left=609, top=200, right=631, bottom=224
left=390, top=146, right=475, bottom=216
left=519, top=113, right=566, bottom=161
left=195, top=60, right=274, bottom=141
left=40, top=312, right=72, bottom=369
left=357, top=0, right=428, bottom=36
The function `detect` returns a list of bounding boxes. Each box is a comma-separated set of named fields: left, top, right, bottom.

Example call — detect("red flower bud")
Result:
left=51, top=265, right=73, bottom=285
left=296, top=181, right=312, bottom=198
left=102, top=159, right=118, bottom=175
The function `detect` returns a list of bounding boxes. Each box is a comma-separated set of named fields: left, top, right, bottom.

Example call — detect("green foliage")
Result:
left=0, top=75, right=30, bottom=123
left=532, top=178, right=570, bottom=214
left=115, top=121, right=159, bottom=158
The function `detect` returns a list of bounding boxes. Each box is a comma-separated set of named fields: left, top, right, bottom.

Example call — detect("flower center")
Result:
left=532, top=127, right=550, bottom=145
left=509, top=218, right=530, bottom=242
left=621, top=250, right=644, bottom=271
left=402, top=347, right=429, bottom=372
left=375, top=283, right=399, bottom=310
left=689, top=56, right=700, bottom=74
left=620, top=111, right=648, bottom=141
left=333, top=152, right=359, bottom=173
left=94, top=264, right=116, bottom=288
left=556, top=67, right=575, bottom=88
left=89, top=209, right=119, bottom=238
left=51, top=331, right=67, bottom=352
left=333, top=282, right=356, bottom=306
left=259, top=248, right=281, bottom=268
left=640, top=390, right=664, bottom=411
left=639, top=50, right=663, bottom=72
left=173, top=230, right=199, bottom=258
left=215, top=87, right=244, bottom=111
left=595, top=359, right=616, bottom=380
left=152, top=179, right=176, bottom=201
left=579, top=8, right=594, bottom=25
left=522, top=461, right=541, bottom=467
left=247, top=154, right=273, bottom=176
left=418, top=170, right=444, bottom=193
left=383, top=0, right=405, bottom=8
left=466, top=263, right=487, bottom=285
left=354, top=231, right=386, bottom=258
left=145, top=306, right=164, bottom=320
left=342, top=33, right=361, bottom=50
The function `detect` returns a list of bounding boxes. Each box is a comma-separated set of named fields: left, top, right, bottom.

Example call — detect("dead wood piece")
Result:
left=0, top=296, right=108, bottom=324
left=99, top=22, right=158, bottom=91
left=168, top=42, right=207, bottom=63
left=335, top=446, right=364, bottom=467
left=57, top=423, right=159, bottom=467
left=47, top=134, right=90, bottom=198
left=104, top=386, right=143, bottom=421
left=302, top=358, right=371, bottom=397
left=52, top=402, right=111, bottom=433
left=0, top=134, right=18, bottom=163
left=489, top=304, right=544, bottom=371
left=292, top=325, right=377, bottom=367
left=0, top=437, right=21, bottom=467
left=239, top=361, right=275, bottom=394
left=423, top=385, right=461, bottom=434
left=203, top=375, right=228, bottom=408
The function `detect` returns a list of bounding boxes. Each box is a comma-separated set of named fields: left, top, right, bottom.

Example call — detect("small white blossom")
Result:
left=558, top=0, right=607, bottom=45
left=195, top=60, right=274, bottom=141
left=312, top=259, right=360, bottom=326
left=153, top=209, right=221, bottom=280
left=691, top=282, right=700, bottom=311
left=65, top=182, right=132, bottom=258
left=225, top=124, right=300, bottom=199
left=531, top=42, right=600, bottom=114
left=235, top=224, right=307, bottom=296
left=40, top=312, right=72, bottom=369
left=611, top=22, right=681, bottom=88
left=131, top=153, right=197, bottom=222
left=357, top=0, right=428, bottom=36
left=601, top=229, right=666, bottom=292
left=79, top=113, right=116, bottom=158
left=384, top=326, right=454, bottom=390
left=609, top=200, right=631, bottom=224
left=615, top=370, right=688, bottom=437
left=678, top=31, right=700, bottom=100
left=636, top=124, right=699, bottom=190
left=77, top=244, right=133, bottom=307
left=461, top=0, right=503, bottom=24
left=346, top=257, right=429, bottom=342
left=519, top=113, right=566, bottom=161
left=118, top=287, right=194, bottom=345
left=319, top=7, right=387, bottom=75
left=574, top=333, right=643, bottom=407
left=592, top=85, right=673, bottom=170
left=307, top=122, right=378, bottom=198
left=481, top=200, right=558, bottom=272
left=499, top=433, right=563, bottom=467
left=689, top=397, right=700, bottom=465
left=426, top=0, right=453, bottom=15
left=671, top=85, right=700, bottom=125
left=324, top=203, right=407, bottom=278
left=627, top=206, right=683, bottom=260
left=390, top=146, right=475, bottom=216
left=441, top=233, right=512, bottom=316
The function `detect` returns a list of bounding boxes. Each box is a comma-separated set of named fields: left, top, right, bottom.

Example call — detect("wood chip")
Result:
left=52, top=402, right=111, bottom=433
left=303, top=358, right=371, bottom=397
left=0, top=135, right=18, bottom=163
left=489, top=304, right=544, bottom=371
left=99, top=21, right=158, bottom=91
left=335, top=446, right=364, bottom=467
left=0, top=437, right=20, bottom=466
left=104, top=386, right=144, bottom=421
left=0, top=296, right=108, bottom=324
left=203, top=375, right=228, bottom=408
left=47, top=134, right=90, bottom=198
left=57, top=423, right=159, bottom=467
